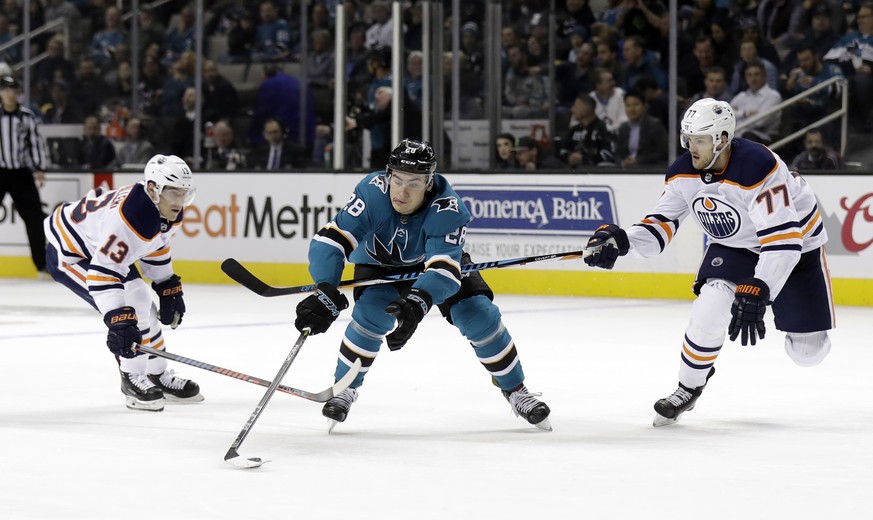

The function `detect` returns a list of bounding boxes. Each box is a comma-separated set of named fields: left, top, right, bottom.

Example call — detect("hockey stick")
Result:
left=221, top=249, right=592, bottom=297
left=224, top=328, right=311, bottom=469
left=135, top=343, right=362, bottom=403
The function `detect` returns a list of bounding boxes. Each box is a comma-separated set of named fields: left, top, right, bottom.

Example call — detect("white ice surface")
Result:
left=1, top=279, right=871, bottom=519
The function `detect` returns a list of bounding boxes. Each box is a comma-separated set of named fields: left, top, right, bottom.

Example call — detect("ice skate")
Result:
left=120, top=370, right=164, bottom=411
left=503, top=384, right=552, bottom=431
left=653, top=367, right=715, bottom=427
left=322, top=387, right=358, bottom=433
left=148, top=369, right=204, bottom=403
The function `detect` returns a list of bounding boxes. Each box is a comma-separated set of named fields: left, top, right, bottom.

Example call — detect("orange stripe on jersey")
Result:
left=54, top=208, right=85, bottom=258
left=665, top=173, right=699, bottom=184
left=147, top=247, right=169, bottom=257
left=87, top=274, right=122, bottom=283
left=802, top=212, right=821, bottom=235
left=62, top=262, right=86, bottom=282
left=119, top=195, right=154, bottom=242
left=682, top=344, right=718, bottom=362
left=642, top=217, right=674, bottom=242
left=759, top=232, right=803, bottom=245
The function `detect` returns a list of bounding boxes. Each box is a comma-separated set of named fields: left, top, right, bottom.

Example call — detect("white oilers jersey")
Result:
left=44, top=182, right=183, bottom=314
left=626, top=138, right=827, bottom=297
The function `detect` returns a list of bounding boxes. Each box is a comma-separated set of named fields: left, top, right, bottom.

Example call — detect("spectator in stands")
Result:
left=633, top=74, right=669, bottom=128
left=207, top=120, right=246, bottom=170
left=593, top=0, right=624, bottom=29
left=226, top=10, right=256, bottom=63
left=620, top=35, right=667, bottom=92
left=136, top=56, right=164, bottom=117
left=160, top=58, right=193, bottom=117
left=757, top=0, right=798, bottom=54
left=252, top=1, right=292, bottom=61
left=34, top=34, right=74, bottom=90
left=790, top=128, right=845, bottom=170
left=171, top=87, right=197, bottom=163
left=708, top=16, right=737, bottom=75
left=0, top=14, right=20, bottom=64
left=500, top=26, right=521, bottom=70
left=88, top=6, right=126, bottom=69
left=557, top=92, right=615, bottom=167
left=307, top=28, right=336, bottom=122
left=43, top=0, right=84, bottom=55
left=461, top=22, right=485, bottom=76
left=556, top=41, right=596, bottom=116
left=557, top=0, right=595, bottom=59
left=365, top=1, right=393, bottom=50
left=114, top=117, right=155, bottom=167
left=346, top=22, right=371, bottom=98
left=405, top=51, right=423, bottom=110
left=163, top=5, right=197, bottom=65
left=107, top=60, right=134, bottom=109
left=738, top=17, right=781, bottom=69
left=784, top=44, right=843, bottom=131
left=566, top=26, right=589, bottom=62
left=797, top=5, right=839, bottom=60
left=42, top=80, right=83, bottom=124
left=731, top=37, right=780, bottom=94
left=309, top=1, right=332, bottom=39
left=615, top=0, right=666, bottom=51
left=404, top=0, right=424, bottom=51
left=136, top=8, right=165, bottom=61
left=823, top=2, right=873, bottom=130
left=594, top=39, right=622, bottom=83
left=590, top=67, right=627, bottom=133
left=71, top=58, right=111, bottom=118
left=614, top=90, right=668, bottom=168
left=250, top=63, right=316, bottom=148
left=680, top=35, right=718, bottom=99
left=731, top=60, right=783, bottom=144
left=78, top=115, right=116, bottom=170
left=503, top=44, right=550, bottom=118
left=202, top=59, right=239, bottom=122
left=494, top=132, right=518, bottom=170
left=512, top=136, right=566, bottom=171
left=687, top=66, right=733, bottom=105
left=248, top=117, right=307, bottom=170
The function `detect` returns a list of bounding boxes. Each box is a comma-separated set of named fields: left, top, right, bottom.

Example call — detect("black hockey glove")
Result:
left=104, top=306, right=142, bottom=358
left=583, top=224, right=629, bottom=269
left=295, top=283, right=349, bottom=335
left=728, top=278, right=770, bottom=346
left=152, top=274, right=185, bottom=328
left=384, top=288, right=433, bottom=351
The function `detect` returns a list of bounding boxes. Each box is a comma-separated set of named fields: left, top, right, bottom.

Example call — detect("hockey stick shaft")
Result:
left=221, top=249, right=591, bottom=297
left=224, top=328, right=310, bottom=462
left=135, top=342, right=345, bottom=402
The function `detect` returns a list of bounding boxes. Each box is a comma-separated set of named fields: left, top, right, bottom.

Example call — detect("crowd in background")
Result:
left=0, top=0, right=869, bottom=172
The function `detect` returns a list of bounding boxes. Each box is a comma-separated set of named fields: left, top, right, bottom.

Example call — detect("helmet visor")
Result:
left=161, top=186, right=196, bottom=207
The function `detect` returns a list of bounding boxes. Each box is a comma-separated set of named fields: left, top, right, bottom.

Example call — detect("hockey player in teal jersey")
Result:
left=294, top=139, right=551, bottom=431
left=582, top=99, right=835, bottom=427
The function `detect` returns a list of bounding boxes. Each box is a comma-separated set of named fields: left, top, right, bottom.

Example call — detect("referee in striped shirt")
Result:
left=0, top=75, right=47, bottom=273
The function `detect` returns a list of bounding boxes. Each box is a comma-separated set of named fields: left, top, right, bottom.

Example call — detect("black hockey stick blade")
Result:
left=221, top=249, right=593, bottom=298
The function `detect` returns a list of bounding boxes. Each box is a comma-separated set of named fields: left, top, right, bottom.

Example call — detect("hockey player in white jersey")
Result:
left=583, top=98, right=834, bottom=426
left=44, top=154, right=203, bottom=411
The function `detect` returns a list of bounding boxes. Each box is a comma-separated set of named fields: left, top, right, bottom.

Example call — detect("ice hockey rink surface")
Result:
left=1, top=278, right=871, bottom=519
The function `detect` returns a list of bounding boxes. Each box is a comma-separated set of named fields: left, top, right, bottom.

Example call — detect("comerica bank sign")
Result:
left=454, top=184, right=618, bottom=236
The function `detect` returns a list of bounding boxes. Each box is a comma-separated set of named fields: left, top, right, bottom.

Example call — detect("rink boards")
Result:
left=1, top=170, right=871, bottom=305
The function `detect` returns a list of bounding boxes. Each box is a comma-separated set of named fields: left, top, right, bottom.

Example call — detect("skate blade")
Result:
left=653, top=413, right=679, bottom=427
left=125, top=396, right=164, bottom=412
left=326, top=418, right=340, bottom=434
left=534, top=417, right=553, bottom=431
left=163, top=393, right=205, bottom=404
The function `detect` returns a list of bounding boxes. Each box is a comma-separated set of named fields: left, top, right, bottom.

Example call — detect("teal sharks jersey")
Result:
left=309, top=172, right=470, bottom=305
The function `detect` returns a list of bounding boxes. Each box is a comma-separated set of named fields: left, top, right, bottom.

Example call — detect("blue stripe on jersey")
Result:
left=634, top=222, right=666, bottom=252
left=89, top=264, right=125, bottom=280
left=60, top=208, right=91, bottom=259
left=89, top=283, right=125, bottom=292
left=761, top=244, right=803, bottom=252
left=684, top=334, right=721, bottom=353
left=681, top=354, right=713, bottom=370
left=141, top=257, right=172, bottom=266
left=48, top=216, right=80, bottom=259
left=810, top=223, right=824, bottom=237
left=121, top=184, right=161, bottom=240
left=756, top=220, right=800, bottom=237
left=799, top=204, right=818, bottom=226
left=647, top=213, right=679, bottom=227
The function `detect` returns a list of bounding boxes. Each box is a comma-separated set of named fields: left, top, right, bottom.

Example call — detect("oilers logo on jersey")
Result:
left=692, top=196, right=741, bottom=239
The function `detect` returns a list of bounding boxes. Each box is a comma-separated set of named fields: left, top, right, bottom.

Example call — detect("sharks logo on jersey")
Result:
left=365, top=232, right=426, bottom=265
left=692, top=196, right=741, bottom=239
left=369, top=174, right=388, bottom=194
left=433, top=196, right=459, bottom=213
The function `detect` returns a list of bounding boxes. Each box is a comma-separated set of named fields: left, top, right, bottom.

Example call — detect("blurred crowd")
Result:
left=0, top=0, right=869, bottom=172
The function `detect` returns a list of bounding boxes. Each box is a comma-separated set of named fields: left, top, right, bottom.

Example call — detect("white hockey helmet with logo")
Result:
left=680, top=98, right=735, bottom=169
left=143, top=154, right=195, bottom=206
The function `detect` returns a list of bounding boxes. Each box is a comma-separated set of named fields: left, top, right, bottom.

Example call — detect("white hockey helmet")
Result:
left=680, top=98, right=735, bottom=169
left=144, top=154, right=195, bottom=206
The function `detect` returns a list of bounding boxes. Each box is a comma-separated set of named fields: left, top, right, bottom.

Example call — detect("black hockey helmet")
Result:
left=387, top=139, right=437, bottom=185
left=0, top=75, right=19, bottom=90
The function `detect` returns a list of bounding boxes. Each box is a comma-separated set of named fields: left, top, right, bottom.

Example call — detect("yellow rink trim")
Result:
left=4, top=256, right=871, bottom=306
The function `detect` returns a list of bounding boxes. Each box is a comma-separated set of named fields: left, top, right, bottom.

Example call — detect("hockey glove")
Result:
left=152, top=274, right=185, bottom=328
left=728, top=278, right=770, bottom=346
left=584, top=224, right=629, bottom=269
left=384, top=288, right=433, bottom=351
left=295, top=283, right=349, bottom=335
left=104, top=306, right=142, bottom=358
